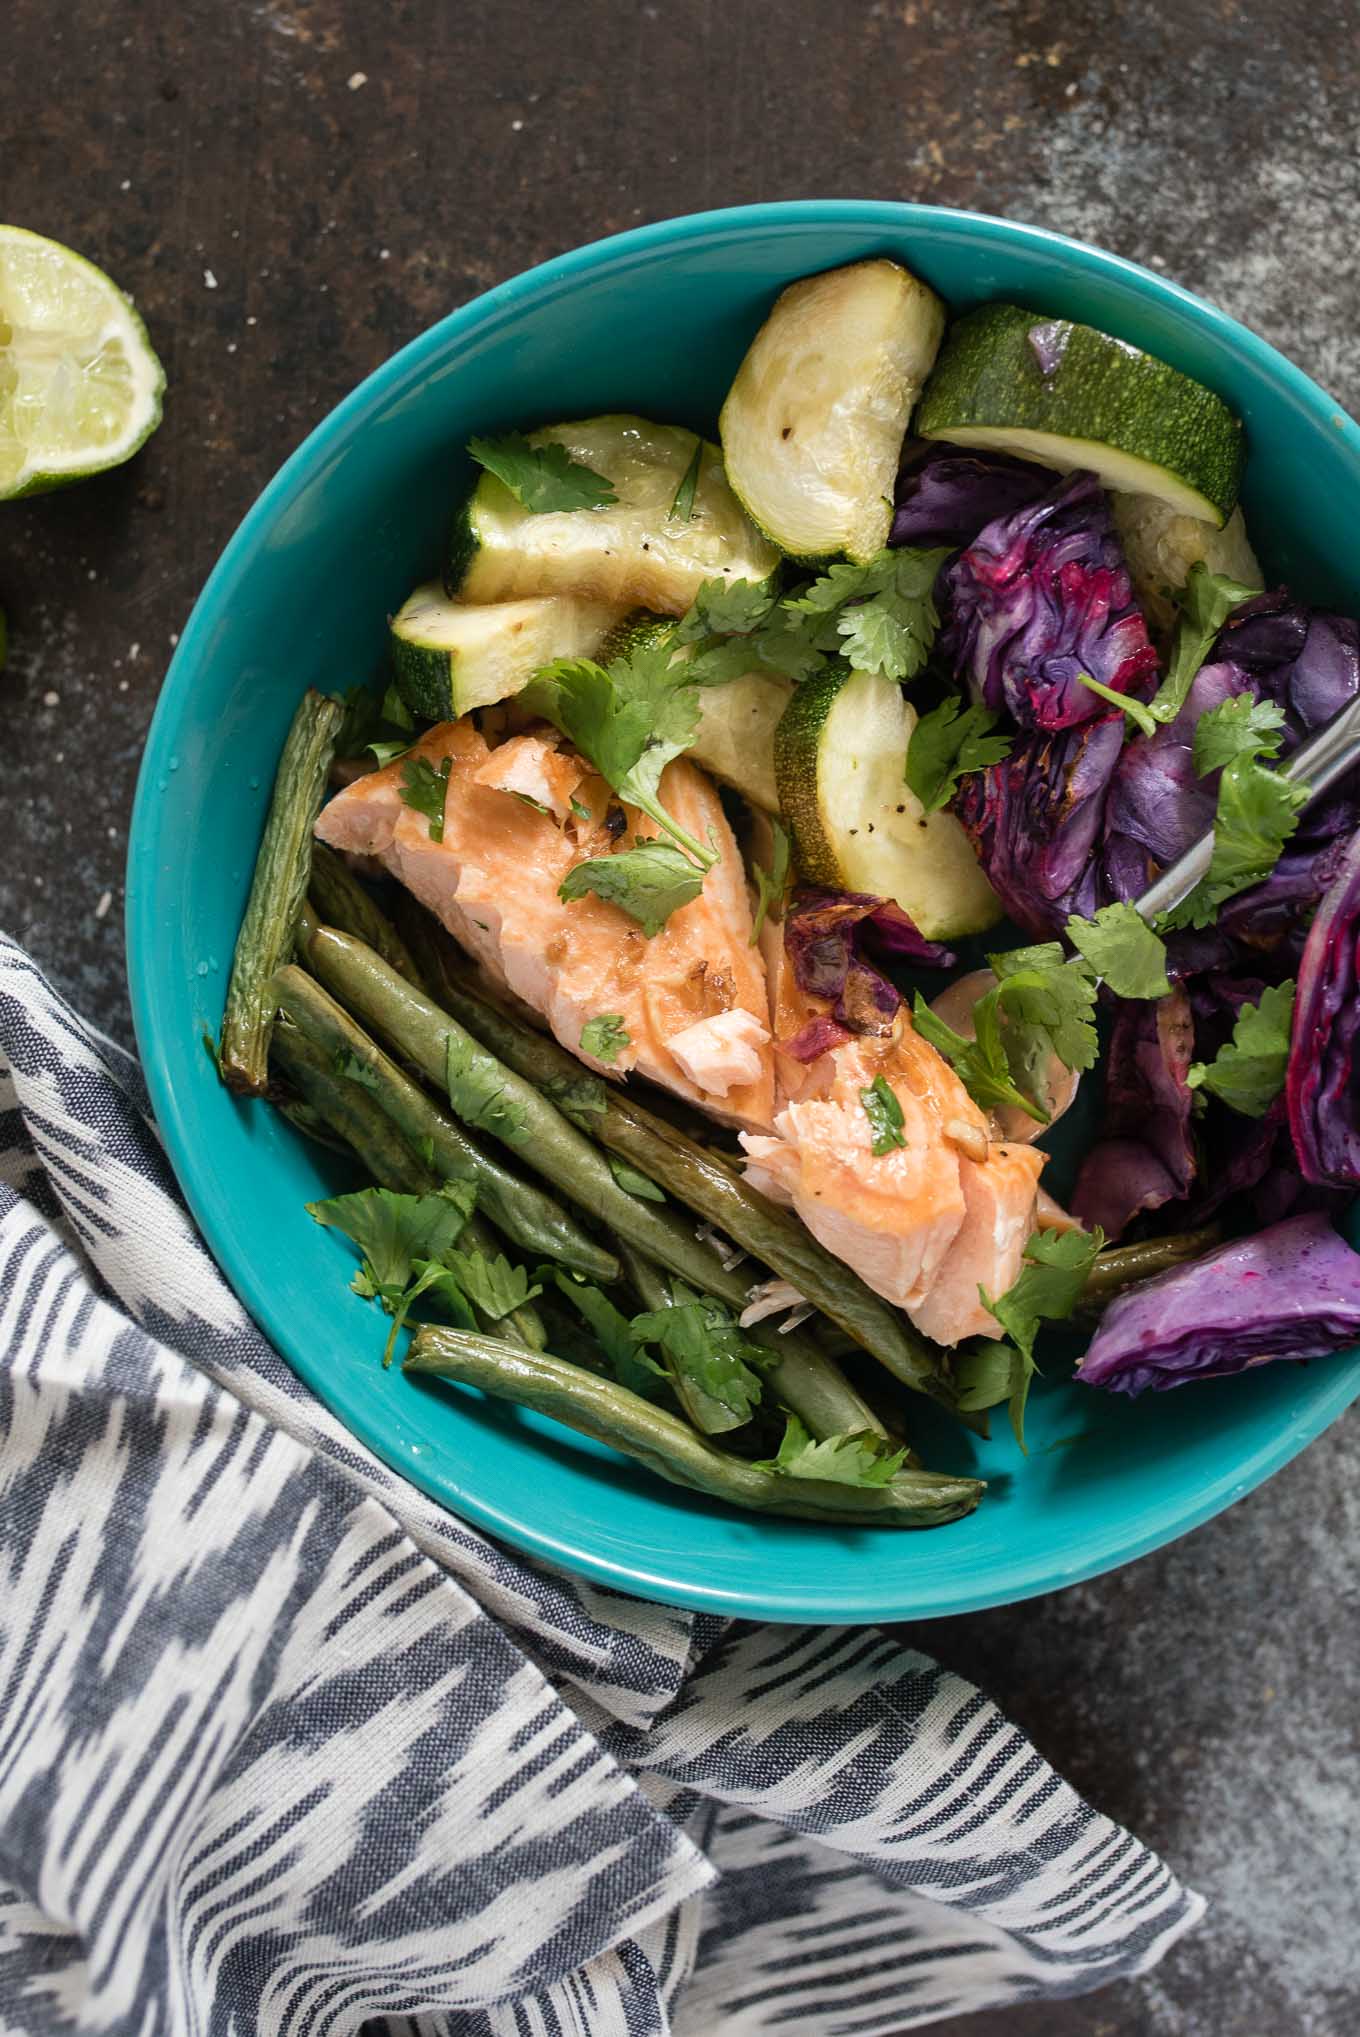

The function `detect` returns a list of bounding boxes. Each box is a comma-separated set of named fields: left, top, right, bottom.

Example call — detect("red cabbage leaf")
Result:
left=1078, top=1211, right=1360, bottom=1395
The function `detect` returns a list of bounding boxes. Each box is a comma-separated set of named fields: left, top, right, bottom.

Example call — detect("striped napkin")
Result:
left=0, top=933, right=1203, bottom=2035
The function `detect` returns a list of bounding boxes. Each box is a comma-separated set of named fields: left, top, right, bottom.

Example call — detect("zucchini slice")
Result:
left=447, top=416, right=777, bottom=614
left=1109, top=496, right=1262, bottom=636
left=719, top=259, right=946, bottom=564
left=690, top=669, right=792, bottom=813
left=597, top=612, right=790, bottom=812
left=389, top=584, right=621, bottom=722
left=916, top=303, right=1244, bottom=526
left=775, top=667, right=1001, bottom=940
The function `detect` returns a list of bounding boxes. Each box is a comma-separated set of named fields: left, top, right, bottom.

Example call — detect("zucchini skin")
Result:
left=917, top=303, right=1244, bottom=523
left=773, top=665, right=848, bottom=887
left=389, top=632, right=454, bottom=723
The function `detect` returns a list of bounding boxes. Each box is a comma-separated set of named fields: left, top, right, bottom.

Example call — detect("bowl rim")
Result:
left=126, top=198, right=1360, bottom=1619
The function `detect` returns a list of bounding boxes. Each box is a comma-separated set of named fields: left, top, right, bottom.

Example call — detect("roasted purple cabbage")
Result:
left=954, top=710, right=1125, bottom=937
left=783, top=889, right=955, bottom=1038
left=1079, top=1212, right=1360, bottom=1395
left=889, top=444, right=1050, bottom=549
left=943, top=471, right=1160, bottom=732
left=1071, top=989, right=1196, bottom=1239
left=1102, top=597, right=1360, bottom=947
left=1287, top=826, right=1360, bottom=1187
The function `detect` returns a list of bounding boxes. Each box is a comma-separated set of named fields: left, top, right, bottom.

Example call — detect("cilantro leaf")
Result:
left=400, top=753, right=452, bottom=844
left=560, top=840, right=706, bottom=936
left=912, top=990, right=1046, bottom=1124
left=675, top=577, right=779, bottom=642
left=1147, top=563, right=1264, bottom=724
left=541, top=1070, right=609, bottom=1122
left=1065, top=903, right=1171, bottom=1000
left=333, top=680, right=413, bottom=759
left=789, top=547, right=951, bottom=681
left=443, top=1245, right=542, bottom=1320
left=1162, top=755, right=1309, bottom=930
left=306, top=1186, right=475, bottom=1297
left=681, top=636, right=767, bottom=688
left=553, top=1273, right=668, bottom=1398
left=630, top=1285, right=766, bottom=1434
left=859, top=1073, right=907, bottom=1155
left=755, top=1413, right=908, bottom=1487
left=580, top=1013, right=630, bottom=1064
left=380, top=1255, right=478, bottom=1367
left=750, top=819, right=792, bottom=943
left=667, top=439, right=703, bottom=522
left=981, top=1226, right=1103, bottom=1365
left=467, top=431, right=617, bottom=513
left=905, top=696, right=1013, bottom=814
left=1187, top=979, right=1296, bottom=1117
left=952, top=1339, right=1020, bottom=1414
left=523, top=649, right=713, bottom=867
left=978, top=1227, right=1103, bottom=1450
left=336, top=1048, right=383, bottom=1094
left=446, top=1032, right=533, bottom=1148
left=1192, top=693, right=1286, bottom=774
left=1076, top=673, right=1158, bottom=737
left=608, top=1157, right=666, bottom=1202
left=988, top=943, right=1101, bottom=1075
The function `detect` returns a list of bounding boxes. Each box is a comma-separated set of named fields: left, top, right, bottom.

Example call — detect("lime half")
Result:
left=0, top=225, right=165, bottom=500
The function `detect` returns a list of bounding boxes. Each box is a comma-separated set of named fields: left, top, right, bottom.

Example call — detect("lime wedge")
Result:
left=0, top=225, right=165, bottom=500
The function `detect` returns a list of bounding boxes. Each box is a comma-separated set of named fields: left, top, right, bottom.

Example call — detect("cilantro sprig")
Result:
left=560, top=839, right=706, bottom=936
left=1161, top=750, right=1308, bottom=930
left=1148, top=563, right=1264, bottom=724
left=553, top=1274, right=667, bottom=1400
left=905, top=696, right=1013, bottom=814
left=579, top=1013, right=630, bottom=1064
left=913, top=990, right=1044, bottom=1124
left=964, top=1226, right=1104, bottom=1449
left=859, top=1074, right=907, bottom=1155
left=399, top=753, right=452, bottom=843
left=467, top=431, right=617, bottom=513
left=912, top=940, right=1103, bottom=1125
left=631, top=1283, right=767, bottom=1434
left=755, top=1414, right=908, bottom=1488
left=306, top=1182, right=481, bottom=1365
left=673, top=545, right=951, bottom=689
left=1192, top=693, right=1286, bottom=774
left=1187, top=979, right=1296, bottom=1117
left=1065, top=903, right=1171, bottom=1001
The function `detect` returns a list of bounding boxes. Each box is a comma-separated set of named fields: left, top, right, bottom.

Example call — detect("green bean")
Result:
left=299, top=923, right=757, bottom=1310
left=270, top=1024, right=546, bottom=1350
left=617, top=1242, right=889, bottom=1442
left=221, top=690, right=343, bottom=1094
left=271, top=1023, right=432, bottom=1191
left=405, top=1328, right=983, bottom=1528
left=394, top=906, right=958, bottom=1410
left=307, top=843, right=430, bottom=993
left=1081, top=1225, right=1226, bottom=1304
left=274, top=964, right=618, bottom=1283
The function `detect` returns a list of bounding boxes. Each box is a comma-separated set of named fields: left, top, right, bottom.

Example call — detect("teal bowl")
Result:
left=126, top=201, right=1360, bottom=1621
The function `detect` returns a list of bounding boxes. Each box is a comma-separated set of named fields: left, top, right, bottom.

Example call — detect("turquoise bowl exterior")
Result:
left=127, top=201, right=1360, bottom=1621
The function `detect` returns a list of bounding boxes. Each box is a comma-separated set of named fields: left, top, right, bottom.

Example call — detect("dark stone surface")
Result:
left=4, top=2, right=1357, bottom=2031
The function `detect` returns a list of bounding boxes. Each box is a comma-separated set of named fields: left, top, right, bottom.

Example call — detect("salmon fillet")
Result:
left=315, top=722, right=775, bottom=1131
left=741, top=930, right=1047, bottom=1343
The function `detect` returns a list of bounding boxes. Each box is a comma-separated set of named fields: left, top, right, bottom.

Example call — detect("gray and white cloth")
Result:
left=0, top=932, right=1204, bottom=2036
